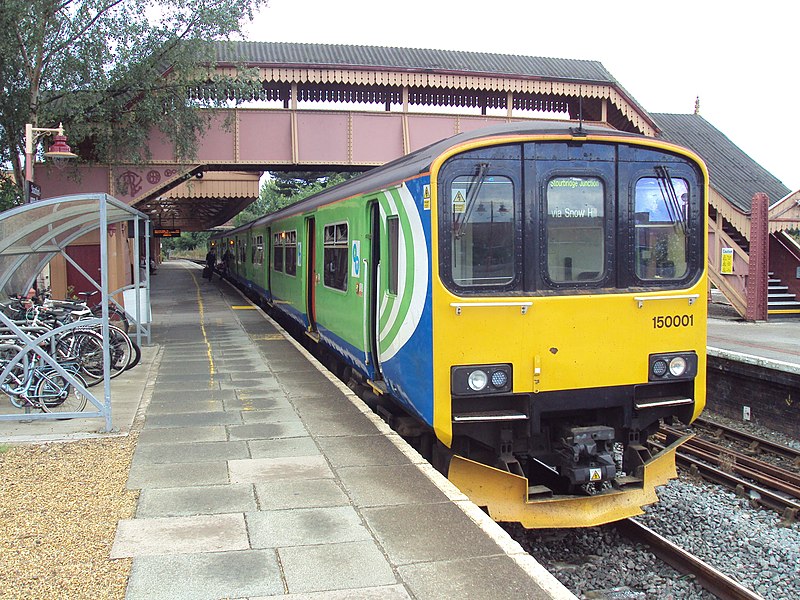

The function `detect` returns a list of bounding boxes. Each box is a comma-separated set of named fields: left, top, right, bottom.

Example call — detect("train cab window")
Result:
left=634, top=176, right=689, bottom=281
left=284, top=230, right=297, bottom=276
left=273, top=232, right=284, bottom=272
left=545, top=177, right=605, bottom=283
left=450, top=175, right=515, bottom=287
left=323, top=223, right=348, bottom=291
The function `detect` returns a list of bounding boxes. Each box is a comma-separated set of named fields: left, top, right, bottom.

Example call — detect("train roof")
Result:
left=220, top=121, right=645, bottom=236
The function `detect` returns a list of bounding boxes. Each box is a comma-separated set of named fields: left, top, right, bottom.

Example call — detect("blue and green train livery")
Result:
left=213, top=121, right=708, bottom=528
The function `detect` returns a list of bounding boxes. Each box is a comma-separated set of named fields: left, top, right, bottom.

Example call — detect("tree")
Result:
left=0, top=0, right=267, bottom=206
left=233, top=171, right=362, bottom=226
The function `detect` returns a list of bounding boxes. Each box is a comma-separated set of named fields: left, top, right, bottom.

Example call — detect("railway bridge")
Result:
left=34, top=42, right=800, bottom=320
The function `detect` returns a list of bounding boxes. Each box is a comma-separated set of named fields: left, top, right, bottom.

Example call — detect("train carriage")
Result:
left=213, top=121, right=708, bottom=528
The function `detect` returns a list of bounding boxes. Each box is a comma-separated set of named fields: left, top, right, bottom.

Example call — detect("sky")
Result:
left=241, top=0, right=799, bottom=192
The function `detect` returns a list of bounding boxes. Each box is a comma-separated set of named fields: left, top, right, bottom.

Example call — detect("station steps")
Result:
left=768, top=272, right=800, bottom=318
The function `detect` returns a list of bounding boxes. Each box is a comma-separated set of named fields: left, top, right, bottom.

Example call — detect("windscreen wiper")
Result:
left=454, top=162, right=489, bottom=239
left=655, top=166, right=686, bottom=235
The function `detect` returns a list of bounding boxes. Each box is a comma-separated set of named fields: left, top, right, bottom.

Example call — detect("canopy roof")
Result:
left=0, top=193, right=147, bottom=299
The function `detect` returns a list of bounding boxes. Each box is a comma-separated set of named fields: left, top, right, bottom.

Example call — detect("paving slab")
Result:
left=126, top=460, right=230, bottom=489
left=254, top=479, right=350, bottom=510
left=247, top=436, right=322, bottom=459
left=227, top=420, right=308, bottom=440
left=279, top=541, right=398, bottom=594
left=137, top=484, right=258, bottom=518
left=228, top=454, right=334, bottom=483
left=362, top=502, right=507, bottom=565
left=335, top=464, right=451, bottom=508
left=398, top=555, right=557, bottom=600
left=250, top=585, right=412, bottom=600
left=143, top=410, right=243, bottom=428
left=132, top=440, right=250, bottom=465
left=136, top=425, right=227, bottom=445
left=111, top=513, right=249, bottom=558
left=247, top=505, right=372, bottom=548
left=125, top=549, right=283, bottom=600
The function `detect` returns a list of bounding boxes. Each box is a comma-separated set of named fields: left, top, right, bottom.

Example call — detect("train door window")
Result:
left=284, top=230, right=297, bottom=276
left=387, top=216, right=399, bottom=295
left=323, top=222, right=348, bottom=291
left=273, top=232, right=284, bottom=272
left=253, top=235, right=264, bottom=265
left=545, top=177, right=605, bottom=283
left=450, top=174, right=516, bottom=287
left=237, top=239, right=246, bottom=264
left=634, top=176, right=689, bottom=281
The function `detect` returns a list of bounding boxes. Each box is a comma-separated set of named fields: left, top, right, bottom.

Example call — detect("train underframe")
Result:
left=444, top=382, right=697, bottom=528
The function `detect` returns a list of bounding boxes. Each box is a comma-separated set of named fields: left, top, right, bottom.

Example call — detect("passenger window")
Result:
left=450, top=175, right=515, bottom=287
left=634, top=176, right=689, bottom=280
left=545, top=177, right=605, bottom=283
left=273, top=232, right=284, bottom=272
left=285, top=230, right=297, bottom=276
left=323, top=223, right=348, bottom=291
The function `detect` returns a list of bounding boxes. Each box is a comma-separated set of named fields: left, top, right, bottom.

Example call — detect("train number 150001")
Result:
left=652, top=314, right=694, bottom=329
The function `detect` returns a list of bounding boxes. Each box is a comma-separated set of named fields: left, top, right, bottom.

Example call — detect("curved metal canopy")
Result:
left=0, top=193, right=147, bottom=299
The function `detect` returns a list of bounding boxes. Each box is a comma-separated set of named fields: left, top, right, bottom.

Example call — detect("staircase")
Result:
left=768, top=272, right=800, bottom=317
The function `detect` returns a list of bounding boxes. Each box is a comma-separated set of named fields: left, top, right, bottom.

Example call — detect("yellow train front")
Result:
left=428, top=125, right=707, bottom=528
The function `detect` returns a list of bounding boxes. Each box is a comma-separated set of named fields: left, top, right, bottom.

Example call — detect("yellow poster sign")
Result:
left=721, top=248, right=734, bottom=275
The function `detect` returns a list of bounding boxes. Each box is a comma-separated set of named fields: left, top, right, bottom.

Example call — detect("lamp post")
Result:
left=24, top=122, right=78, bottom=202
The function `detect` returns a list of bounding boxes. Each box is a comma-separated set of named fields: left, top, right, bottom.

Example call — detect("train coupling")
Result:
left=555, top=426, right=617, bottom=492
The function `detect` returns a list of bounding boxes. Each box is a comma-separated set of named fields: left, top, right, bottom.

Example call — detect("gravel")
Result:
left=509, top=433, right=800, bottom=600
left=0, top=436, right=139, bottom=600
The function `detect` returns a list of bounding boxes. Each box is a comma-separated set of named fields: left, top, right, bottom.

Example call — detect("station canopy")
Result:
left=0, top=193, right=148, bottom=299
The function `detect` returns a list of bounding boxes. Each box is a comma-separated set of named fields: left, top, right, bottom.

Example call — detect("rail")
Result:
left=615, top=519, right=764, bottom=600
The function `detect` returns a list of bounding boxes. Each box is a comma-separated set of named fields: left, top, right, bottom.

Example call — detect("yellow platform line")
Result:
left=231, top=305, right=258, bottom=310
left=185, top=265, right=216, bottom=385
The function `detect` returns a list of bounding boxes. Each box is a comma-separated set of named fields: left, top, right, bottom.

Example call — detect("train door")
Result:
left=266, top=226, right=272, bottom=302
left=305, top=216, right=317, bottom=333
left=368, top=201, right=383, bottom=380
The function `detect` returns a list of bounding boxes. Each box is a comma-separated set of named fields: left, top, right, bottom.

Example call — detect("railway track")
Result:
left=615, top=519, right=764, bottom=600
left=693, top=417, right=800, bottom=466
left=655, top=424, right=800, bottom=521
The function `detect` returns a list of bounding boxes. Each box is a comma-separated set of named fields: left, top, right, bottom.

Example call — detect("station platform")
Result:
left=108, top=261, right=573, bottom=600
left=707, top=306, right=800, bottom=373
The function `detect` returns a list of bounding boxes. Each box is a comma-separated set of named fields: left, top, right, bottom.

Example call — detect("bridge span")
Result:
left=37, top=42, right=656, bottom=231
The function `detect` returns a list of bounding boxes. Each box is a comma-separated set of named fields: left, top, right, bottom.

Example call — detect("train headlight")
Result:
left=468, top=370, right=488, bottom=391
left=452, top=364, right=512, bottom=396
left=648, top=352, right=697, bottom=381
left=490, top=369, right=508, bottom=388
left=652, top=359, right=668, bottom=378
left=668, top=356, right=687, bottom=377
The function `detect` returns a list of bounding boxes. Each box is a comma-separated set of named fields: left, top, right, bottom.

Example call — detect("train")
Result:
left=211, top=121, right=708, bottom=528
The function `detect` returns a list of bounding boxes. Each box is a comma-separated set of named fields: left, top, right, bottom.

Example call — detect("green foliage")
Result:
left=0, top=0, right=267, bottom=195
left=0, top=177, right=23, bottom=212
left=160, top=231, right=210, bottom=253
left=233, top=171, right=361, bottom=226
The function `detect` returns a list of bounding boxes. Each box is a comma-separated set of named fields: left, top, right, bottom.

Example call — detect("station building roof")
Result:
left=216, top=41, right=619, bottom=84
left=654, top=113, right=791, bottom=212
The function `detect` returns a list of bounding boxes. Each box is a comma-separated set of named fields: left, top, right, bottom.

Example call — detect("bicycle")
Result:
left=0, top=344, right=88, bottom=414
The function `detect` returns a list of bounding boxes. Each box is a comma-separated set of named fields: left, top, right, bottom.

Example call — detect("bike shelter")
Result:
left=0, top=194, right=150, bottom=432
